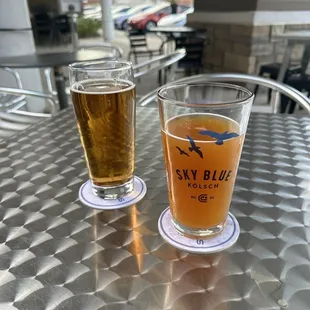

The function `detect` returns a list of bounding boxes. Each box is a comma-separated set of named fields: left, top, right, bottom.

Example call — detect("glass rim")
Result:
left=157, top=82, right=254, bottom=108
left=69, top=60, right=133, bottom=72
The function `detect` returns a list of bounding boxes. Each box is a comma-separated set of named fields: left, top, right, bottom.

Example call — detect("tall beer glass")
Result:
left=158, top=83, right=254, bottom=238
left=69, top=61, right=135, bottom=199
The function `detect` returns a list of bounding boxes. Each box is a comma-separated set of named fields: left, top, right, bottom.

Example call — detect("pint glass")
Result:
left=69, top=61, right=135, bottom=199
left=158, top=83, right=254, bottom=238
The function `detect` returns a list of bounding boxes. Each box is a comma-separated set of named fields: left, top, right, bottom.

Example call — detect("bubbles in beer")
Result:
left=70, top=79, right=136, bottom=186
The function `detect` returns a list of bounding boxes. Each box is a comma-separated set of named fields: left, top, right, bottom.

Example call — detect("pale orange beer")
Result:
left=162, top=113, right=244, bottom=233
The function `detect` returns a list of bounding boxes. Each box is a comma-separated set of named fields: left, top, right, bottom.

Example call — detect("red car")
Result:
left=128, top=3, right=172, bottom=30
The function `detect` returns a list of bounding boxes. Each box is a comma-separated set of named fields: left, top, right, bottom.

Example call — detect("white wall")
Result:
left=187, top=11, right=310, bottom=26
left=0, top=0, right=45, bottom=112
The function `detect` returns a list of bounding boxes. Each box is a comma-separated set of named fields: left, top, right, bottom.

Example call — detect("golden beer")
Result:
left=71, top=79, right=136, bottom=188
left=162, top=113, right=244, bottom=235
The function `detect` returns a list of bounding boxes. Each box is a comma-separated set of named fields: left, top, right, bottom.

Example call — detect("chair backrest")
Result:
left=127, top=29, right=148, bottom=51
left=133, top=48, right=186, bottom=79
left=137, top=73, right=310, bottom=114
left=300, top=44, right=310, bottom=75
left=0, top=67, right=23, bottom=89
left=33, top=13, right=53, bottom=30
left=0, top=87, right=57, bottom=141
left=78, top=43, right=123, bottom=59
left=0, top=87, right=57, bottom=116
left=175, top=36, right=205, bottom=67
left=54, top=14, right=71, bottom=33
left=0, top=68, right=25, bottom=111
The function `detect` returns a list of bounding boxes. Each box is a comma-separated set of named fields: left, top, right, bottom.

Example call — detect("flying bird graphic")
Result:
left=186, top=135, right=203, bottom=159
left=198, top=130, right=239, bottom=145
left=176, top=146, right=189, bottom=157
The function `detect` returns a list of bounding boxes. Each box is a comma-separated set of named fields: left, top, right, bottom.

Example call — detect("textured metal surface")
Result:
left=0, top=108, right=310, bottom=310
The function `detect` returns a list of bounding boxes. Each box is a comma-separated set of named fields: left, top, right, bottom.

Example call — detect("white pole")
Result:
left=68, top=13, right=79, bottom=50
left=100, top=0, right=114, bottom=42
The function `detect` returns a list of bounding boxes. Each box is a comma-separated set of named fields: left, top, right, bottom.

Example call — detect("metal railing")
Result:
left=137, top=73, right=310, bottom=114
left=78, top=43, right=124, bottom=59
left=0, top=87, right=57, bottom=116
left=133, top=48, right=186, bottom=79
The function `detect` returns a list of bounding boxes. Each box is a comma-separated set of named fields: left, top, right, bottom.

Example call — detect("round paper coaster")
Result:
left=158, top=207, right=240, bottom=254
left=79, top=176, right=147, bottom=210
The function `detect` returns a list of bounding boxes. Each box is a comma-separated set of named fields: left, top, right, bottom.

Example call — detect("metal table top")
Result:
left=0, top=107, right=310, bottom=310
left=0, top=49, right=114, bottom=68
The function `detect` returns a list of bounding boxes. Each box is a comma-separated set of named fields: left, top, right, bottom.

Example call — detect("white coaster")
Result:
left=79, top=176, right=147, bottom=210
left=158, top=207, right=240, bottom=254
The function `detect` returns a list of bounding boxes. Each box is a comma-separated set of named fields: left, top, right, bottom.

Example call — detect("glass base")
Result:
left=92, top=177, right=134, bottom=199
left=172, top=217, right=226, bottom=239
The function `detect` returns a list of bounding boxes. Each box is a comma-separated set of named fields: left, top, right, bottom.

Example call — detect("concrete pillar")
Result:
left=0, top=0, right=45, bottom=112
left=100, top=0, right=115, bottom=42
left=187, top=0, right=310, bottom=74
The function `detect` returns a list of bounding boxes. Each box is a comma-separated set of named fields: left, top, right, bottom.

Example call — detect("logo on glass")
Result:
left=175, top=146, right=189, bottom=157
left=198, top=130, right=239, bottom=145
left=187, top=135, right=203, bottom=159
left=198, top=194, right=208, bottom=203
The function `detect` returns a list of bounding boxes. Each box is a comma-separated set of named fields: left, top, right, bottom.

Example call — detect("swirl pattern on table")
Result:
left=0, top=108, right=309, bottom=309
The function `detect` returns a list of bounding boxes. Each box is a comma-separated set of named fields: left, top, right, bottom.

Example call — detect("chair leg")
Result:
left=254, top=68, right=264, bottom=95
left=288, top=102, right=297, bottom=114
left=253, top=85, right=259, bottom=95
left=128, top=51, right=132, bottom=61
left=158, top=70, right=162, bottom=85
left=164, top=68, right=168, bottom=84
left=280, top=95, right=290, bottom=113
left=267, top=89, right=273, bottom=103
left=134, top=53, right=138, bottom=65
left=159, top=41, right=165, bottom=54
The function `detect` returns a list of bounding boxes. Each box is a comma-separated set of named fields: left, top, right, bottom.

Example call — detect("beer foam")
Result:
left=164, top=113, right=241, bottom=143
left=71, top=79, right=135, bottom=94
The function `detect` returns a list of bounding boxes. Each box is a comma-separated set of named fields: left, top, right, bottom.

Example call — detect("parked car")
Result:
left=114, top=4, right=152, bottom=30
left=84, top=5, right=130, bottom=20
left=157, top=6, right=194, bottom=27
left=112, top=5, right=130, bottom=15
left=128, top=2, right=172, bottom=31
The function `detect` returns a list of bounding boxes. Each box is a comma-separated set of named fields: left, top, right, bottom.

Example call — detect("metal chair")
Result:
left=0, top=67, right=26, bottom=111
left=137, top=73, right=310, bottom=114
left=0, top=87, right=57, bottom=141
left=174, top=36, right=206, bottom=75
left=78, top=43, right=124, bottom=59
left=32, top=13, right=54, bottom=45
left=254, top=63, right=302, bottom=102
left=127, top=29, right=163, bottom=64
left=283, top=74, right=310, bottom=113
left=133, top=48, right=186, bottom=84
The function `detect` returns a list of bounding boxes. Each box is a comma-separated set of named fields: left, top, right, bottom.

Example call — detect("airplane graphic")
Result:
left=176, top=146, right=189, bottom=157
left=186, top=135, right=203, bottom=159
left=198, top=130, right=239, bottom=145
